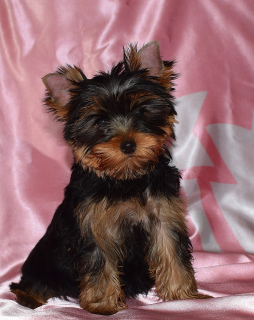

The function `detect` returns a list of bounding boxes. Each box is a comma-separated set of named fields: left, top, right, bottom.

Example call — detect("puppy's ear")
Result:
left=124, top=42, right=176, bottom=91
left=139, top=42, right=176, bottom=91
left=124, top=41, right=163, bottom=76
left=138, top=41, right=164, bottom=76
left=42, top=65, right=86, bottom=120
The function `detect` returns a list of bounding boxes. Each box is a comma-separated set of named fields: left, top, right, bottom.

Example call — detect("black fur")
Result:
left=10, top=42, right=207, bottom=314
left=11, top=155, right=184, bottom=299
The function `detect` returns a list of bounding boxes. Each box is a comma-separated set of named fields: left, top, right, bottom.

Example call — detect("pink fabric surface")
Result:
left=1, top=0, right=254, bottom=318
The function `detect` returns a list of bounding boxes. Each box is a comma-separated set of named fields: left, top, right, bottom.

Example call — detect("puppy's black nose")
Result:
left=120, top=140, right=136, bottom=154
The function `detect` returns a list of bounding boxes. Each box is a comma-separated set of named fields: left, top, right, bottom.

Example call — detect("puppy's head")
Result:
left=42, top=42, right=177, bottom=180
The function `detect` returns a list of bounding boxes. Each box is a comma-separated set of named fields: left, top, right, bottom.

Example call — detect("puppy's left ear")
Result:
left=138, top=41, right=176, bottom=91
left=138, top=41, right=164, bottom=76
left=42, top=65, right=86, bottom=120
left=125, top=42, right=176, bottom=91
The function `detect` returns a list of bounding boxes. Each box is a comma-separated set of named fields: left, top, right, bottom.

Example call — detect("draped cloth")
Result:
left=1, top=1, right=254, bottom=318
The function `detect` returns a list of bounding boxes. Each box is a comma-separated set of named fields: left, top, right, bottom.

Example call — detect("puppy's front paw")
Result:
left=81, top=299, right=128, bottom=315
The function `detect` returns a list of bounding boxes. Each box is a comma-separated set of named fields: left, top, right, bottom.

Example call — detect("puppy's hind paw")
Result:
left=10, top=286, right=46, bottom=309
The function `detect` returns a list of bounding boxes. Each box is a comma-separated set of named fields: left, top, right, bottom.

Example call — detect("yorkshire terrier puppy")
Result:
left=10, top=41, right=209, bottom=315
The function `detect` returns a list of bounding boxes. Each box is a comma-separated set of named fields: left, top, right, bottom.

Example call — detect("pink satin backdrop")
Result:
left=1, top=0, right=254, bottom=319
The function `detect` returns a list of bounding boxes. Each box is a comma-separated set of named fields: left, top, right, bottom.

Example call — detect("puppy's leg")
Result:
left=10, top=282, right=50, bottom=309
left=77, top=200, right=128, bottom=315
left=10, top=202, right=80, bottom=308
left=10, top=236, right=55, bottom=308
left=79, top=257, right=127, bottom=315
left=147, top=197, right=210, bottom=301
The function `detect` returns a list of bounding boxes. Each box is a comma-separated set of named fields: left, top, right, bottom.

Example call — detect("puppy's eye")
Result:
left=136, top=109, right=145, bottom=117
left=97, top=118, right=105, bottom=125
left=136, top=108, right=150, bottom=119
left=94, top=117, right=106, bottom=126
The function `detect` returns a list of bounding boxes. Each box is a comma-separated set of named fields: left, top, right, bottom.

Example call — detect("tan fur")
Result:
left=69, top=105, right=177, bottom=180
left=146, top=197, right=201, bottom=300
left=42, top=65, right=84, bottom=119
left=61, top=65, right=84, bottom=82
left=75, top=194, right=206, bottom=314
left=76, top=199, right=147, bottom=314
left=43, top=95, right=70, bottom=119
left=125, top=43, right=175, bottom=91
left=79, top=260, right=127, bottom=315
left=157, top=64, right=176, bottom=91
left=74, top=132, right=165, bottom=180
left=76, top=197, right=157, bottom=314
left=124, top=44, right=144, bottom=73
left=10, top=288, right=49, bottom=309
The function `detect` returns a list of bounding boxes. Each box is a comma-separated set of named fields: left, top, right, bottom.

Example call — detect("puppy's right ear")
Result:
left=42, top=65, right=86, bottom=120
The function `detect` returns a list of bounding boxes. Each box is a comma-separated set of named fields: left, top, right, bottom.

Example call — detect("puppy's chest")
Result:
left=73, top=167, right=176, bottom=235
left=76, top=192, right=161, bottom=235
